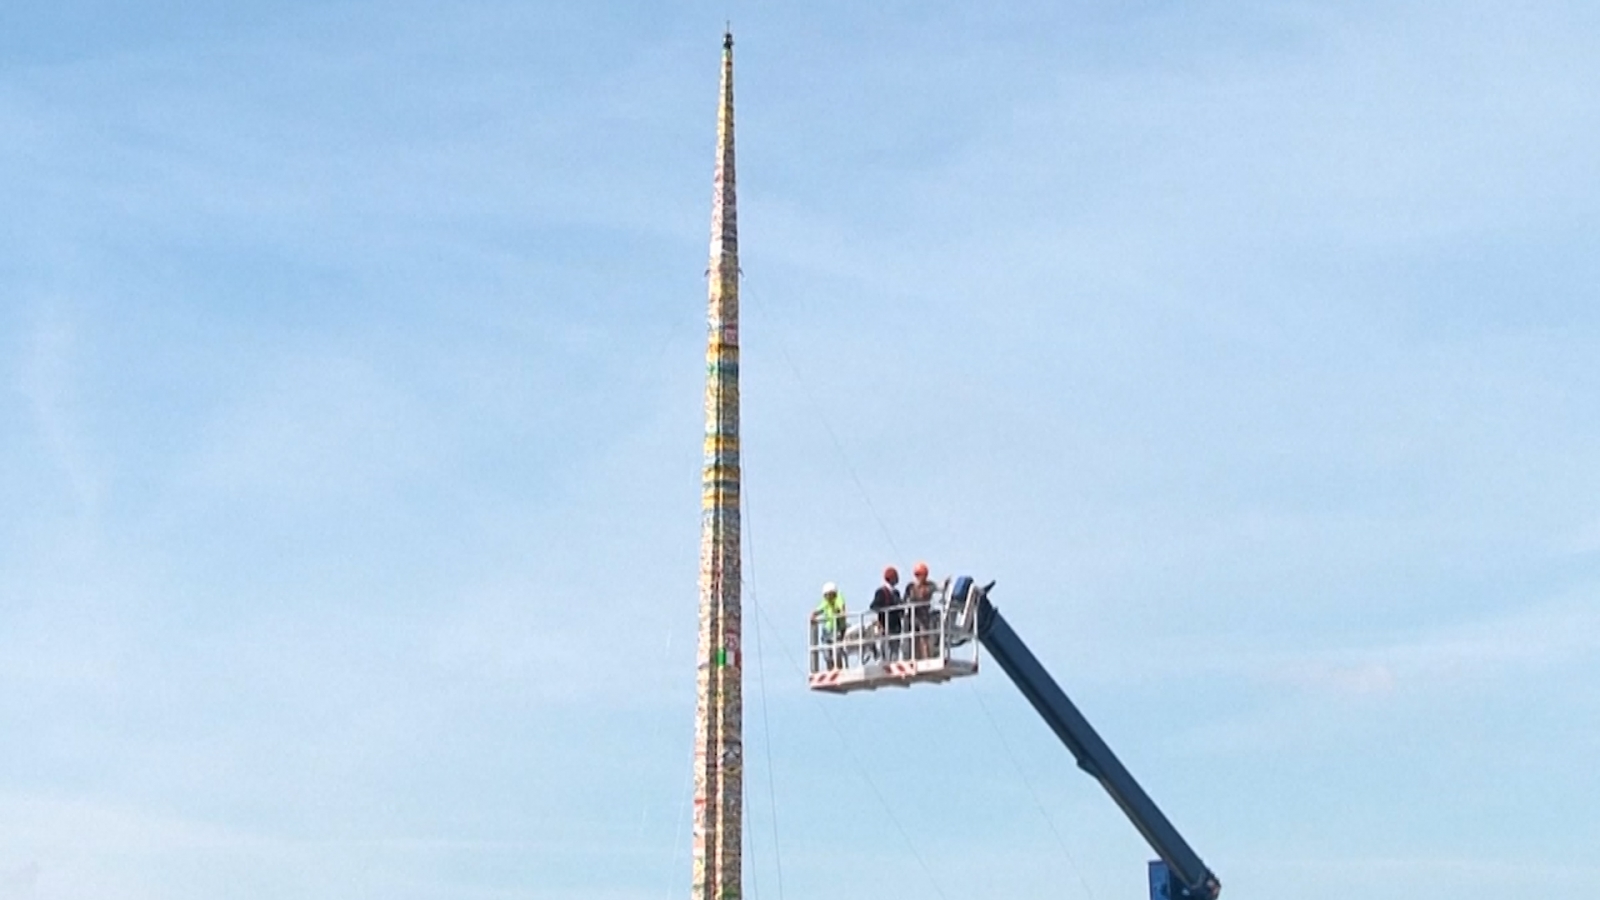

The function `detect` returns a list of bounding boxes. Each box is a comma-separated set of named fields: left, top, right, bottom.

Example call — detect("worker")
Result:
left=905, top=562, right=938, bottom=659
left=871, top=566, right=903, bottom=661
left=811, top=582, right=847, bottom=669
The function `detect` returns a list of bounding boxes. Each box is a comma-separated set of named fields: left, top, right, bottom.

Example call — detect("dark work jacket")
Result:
left=872, top=585, right=903, bottom=631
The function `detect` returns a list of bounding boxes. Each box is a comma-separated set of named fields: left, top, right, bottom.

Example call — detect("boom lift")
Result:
left=807, top=578, right=1221, bottom=900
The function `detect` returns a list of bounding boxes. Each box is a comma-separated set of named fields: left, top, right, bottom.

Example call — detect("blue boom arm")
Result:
left=974, top=587, right=1221, bottom=900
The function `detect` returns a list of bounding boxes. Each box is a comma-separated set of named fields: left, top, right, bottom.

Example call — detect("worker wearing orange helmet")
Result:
left=905, top=561, right=939, bottom=659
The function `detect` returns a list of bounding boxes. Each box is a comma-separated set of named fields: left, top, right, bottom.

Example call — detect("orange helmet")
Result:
left=883, top=566, right=899, bottom=584
left=913, top=561, right=929, bottom=579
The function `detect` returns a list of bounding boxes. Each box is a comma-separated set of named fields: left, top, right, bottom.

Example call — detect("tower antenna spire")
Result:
left=691, top=27, right=743, bottom=900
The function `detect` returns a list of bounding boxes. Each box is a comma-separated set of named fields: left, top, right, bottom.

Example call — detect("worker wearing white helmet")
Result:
left=811, top=582, right=847, bottom=669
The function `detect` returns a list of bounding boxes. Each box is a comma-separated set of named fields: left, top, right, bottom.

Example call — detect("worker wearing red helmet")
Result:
left=871, top=565, right=903, bottom=661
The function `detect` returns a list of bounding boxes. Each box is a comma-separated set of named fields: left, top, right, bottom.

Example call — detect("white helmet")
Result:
left=821, top=582, right=837, bottom=595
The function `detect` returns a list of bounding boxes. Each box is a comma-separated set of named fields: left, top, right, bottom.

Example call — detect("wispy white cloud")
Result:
left=0, top=794, right=674, bottom=900
left=424, top=580, right=685, bottom=706
left=0, top=863, right=38, bottom=900
left=1567, top=517, right=1600, bottom=556
left=1268, top=587, right=1600, bottom=696
left=1239, top=853, right=1600, bottom=898
left=188, top=351, right=432, bottom=500
left=15, top=303, right=99, bottom=517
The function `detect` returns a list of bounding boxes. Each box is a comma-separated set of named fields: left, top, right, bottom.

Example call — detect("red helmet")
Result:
left=883, top=566, right=899, bottom=584
left=913, top=561, right=929, bottom=579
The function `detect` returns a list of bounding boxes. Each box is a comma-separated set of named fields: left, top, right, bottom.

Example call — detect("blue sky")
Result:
left=3, top=1, right=1598, bottom=898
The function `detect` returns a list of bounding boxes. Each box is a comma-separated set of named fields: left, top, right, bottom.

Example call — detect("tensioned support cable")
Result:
left=741, top=486, right=787, bottom=900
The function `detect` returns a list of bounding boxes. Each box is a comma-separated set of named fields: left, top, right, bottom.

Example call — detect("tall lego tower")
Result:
left=691, top=29, right=743, bottom=900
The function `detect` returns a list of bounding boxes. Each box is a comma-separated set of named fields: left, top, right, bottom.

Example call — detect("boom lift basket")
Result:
left=807, top=576, right=982, bottom=693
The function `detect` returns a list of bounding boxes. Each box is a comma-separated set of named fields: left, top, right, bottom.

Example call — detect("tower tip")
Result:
left=723, top=27, right=733, bottom=49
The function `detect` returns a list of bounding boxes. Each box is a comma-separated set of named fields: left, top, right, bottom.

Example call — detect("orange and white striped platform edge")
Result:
left=809, top=656, right=979, bottom=694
